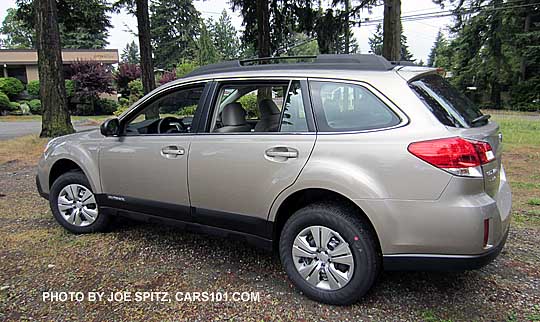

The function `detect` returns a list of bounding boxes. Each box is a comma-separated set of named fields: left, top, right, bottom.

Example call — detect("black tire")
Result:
left=49, top=171, right=110, bottom=234
left=279, top=202, right=380, bottom=305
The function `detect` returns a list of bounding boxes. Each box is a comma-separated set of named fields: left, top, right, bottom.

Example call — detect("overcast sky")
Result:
left=0, top=0, right=454, bottom=62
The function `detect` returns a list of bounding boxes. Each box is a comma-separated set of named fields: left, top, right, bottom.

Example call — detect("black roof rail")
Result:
left=390, top=60, right=418, bottom=67
left=184, top=54, right=396, bottom=77
left=239, top=55, right=317, bottom=65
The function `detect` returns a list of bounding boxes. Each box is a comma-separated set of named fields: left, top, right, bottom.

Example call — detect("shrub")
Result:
left=176, top=60, right=199, bottom=78
left=176, top=104, right=197, bottom=117
left=27, top=80, right=40, bottom=97
left=65, top=79, right=75, bottom=98
left=113, top=98, right=130, bottom=116
left=0, top=77, right=24, bottom=98
left=127, top=79, right=143, bottom=105
left=96, top=98, right=119, bottom=115
left=114, top=63, right=141, bottom=97
left=509, top=77, right=540, bottom=112
left=0, top=91, right=11, bottom=113
left=28, top=99, right=42, bottom=115
left=238, top=93, right=259, bottom=119
left=159, top=70, right=177, bottom=85
left=26, top=79, right=74, bottom=99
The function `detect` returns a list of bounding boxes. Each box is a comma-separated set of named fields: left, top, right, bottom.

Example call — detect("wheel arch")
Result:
left=271, top=188, right=382, bottom=254
left=48, top=158, right=97, bottom=192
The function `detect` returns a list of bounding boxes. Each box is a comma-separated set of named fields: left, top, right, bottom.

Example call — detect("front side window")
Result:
left=210, top=80, right=309, bottom=133
left=310, top=81, right=401, bottom=132
left=124, top=84, right=205, bottom=135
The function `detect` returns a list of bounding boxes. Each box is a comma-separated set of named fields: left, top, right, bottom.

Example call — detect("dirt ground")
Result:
left=1, top=122, right=539, bottom=321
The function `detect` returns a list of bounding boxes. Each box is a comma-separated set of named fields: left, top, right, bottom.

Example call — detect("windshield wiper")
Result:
left=471, top=114, right=491, bottom=125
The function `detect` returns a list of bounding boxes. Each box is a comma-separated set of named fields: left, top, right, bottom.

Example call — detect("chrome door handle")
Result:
left=265, top=147, right=298, bottom=159
left=161, top=146, right=185, bottom=156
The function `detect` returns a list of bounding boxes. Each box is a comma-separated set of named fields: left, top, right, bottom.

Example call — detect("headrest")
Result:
left=259, top=99, right=280, bottom=117
left=221, top=102, right=247, bottom=126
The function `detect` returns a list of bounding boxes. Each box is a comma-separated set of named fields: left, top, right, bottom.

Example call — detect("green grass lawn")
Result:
left=491, top=117, right=540, bottom=146
left=487, top=112, right=540, bottom=228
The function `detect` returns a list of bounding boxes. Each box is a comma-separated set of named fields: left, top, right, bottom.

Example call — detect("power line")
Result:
left=355, top=1, right=540, bottom=27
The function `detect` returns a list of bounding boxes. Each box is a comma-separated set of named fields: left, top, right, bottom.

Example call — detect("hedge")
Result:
left=0, top=77, right=24, bottom=98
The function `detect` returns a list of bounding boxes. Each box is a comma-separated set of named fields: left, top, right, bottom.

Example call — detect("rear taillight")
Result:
left=408, top=137, right=495, bottom=177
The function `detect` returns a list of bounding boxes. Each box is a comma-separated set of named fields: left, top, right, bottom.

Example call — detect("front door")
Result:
left=99, top=82, right=208, bottom=220
left=188, top=79, right=316, bottom=237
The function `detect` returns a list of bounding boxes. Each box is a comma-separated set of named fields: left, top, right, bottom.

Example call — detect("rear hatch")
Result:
left=408, top=73, right=502, bottom=197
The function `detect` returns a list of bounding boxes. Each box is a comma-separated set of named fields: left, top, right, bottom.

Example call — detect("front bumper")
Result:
left=36, top=174, right=49, bottom=200
left=382, top=226, right=509, bottom=271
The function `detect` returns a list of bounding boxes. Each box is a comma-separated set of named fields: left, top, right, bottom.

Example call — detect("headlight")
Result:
left=43, top=138, right=58, bottom=153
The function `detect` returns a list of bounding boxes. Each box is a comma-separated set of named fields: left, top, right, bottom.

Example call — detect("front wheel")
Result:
left=49, top=171, right=110, bottom=233
left=279, top=202, right=380, bottom=305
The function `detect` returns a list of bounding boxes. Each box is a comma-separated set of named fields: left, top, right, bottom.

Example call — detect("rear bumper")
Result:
left=36, top=174, right=49, bottom=200
left=383, top=226, right=509, bottom=271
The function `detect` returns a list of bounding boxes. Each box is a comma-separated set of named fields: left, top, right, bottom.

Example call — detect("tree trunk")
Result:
left=35, top=0, right=74, bottom=138
left=519, top=12, right=531, bottom=81
left=344, top=0, right=350, bottom=54
left=256, top=0, right=271, bottom=58
left=136, top=0, right=159, bottom=119
left=489, top=0, right=503, bottom=109
left=382, top=0, right=401, bottom=61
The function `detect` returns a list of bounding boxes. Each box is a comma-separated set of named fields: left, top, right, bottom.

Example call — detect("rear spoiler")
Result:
left=395, top=66, right=443, bottom=82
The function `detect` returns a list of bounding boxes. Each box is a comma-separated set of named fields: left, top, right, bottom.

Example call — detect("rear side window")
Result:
left=409, top=74, right=485, bottom=128
left=309, top=81, right=400, bottom=132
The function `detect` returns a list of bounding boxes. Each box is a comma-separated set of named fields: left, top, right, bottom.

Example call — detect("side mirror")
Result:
left=100, top=118, right=120, bottom=136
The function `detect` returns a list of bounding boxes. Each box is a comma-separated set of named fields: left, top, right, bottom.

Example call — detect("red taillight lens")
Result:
left=408, top=137, right=495, bottom=177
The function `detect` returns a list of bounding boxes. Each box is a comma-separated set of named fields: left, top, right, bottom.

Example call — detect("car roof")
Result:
left=185, top=54, right=399, bottom=77
left=156, top=55, right=437, bottom=93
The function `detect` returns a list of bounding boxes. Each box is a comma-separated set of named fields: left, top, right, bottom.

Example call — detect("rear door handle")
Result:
left=161, top=146, right=185, bottom=156
left=265, top=147, right=298, bottom=159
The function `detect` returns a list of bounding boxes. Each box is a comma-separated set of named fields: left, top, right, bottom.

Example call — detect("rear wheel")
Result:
left=49, top=171, right=110, bottom=233
left=279, top=202, right=380, bottom=305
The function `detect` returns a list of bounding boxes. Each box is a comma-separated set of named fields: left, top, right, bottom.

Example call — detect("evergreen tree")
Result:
left=113, top=0, right=157, bottom=106
left=15, top=0, right=112, bottom=49
left=150, top=0, right=200, bottom=68
left=368, top=23, right=413, bottom=60
left=368, top=24, right=383, bottom=55
left=34, top=0, right=74, bottom=137
left=121, top=40, right=140, bottom=64
left=285, top=33, right=319, bottom=56
left=0, top=8, right=34, bottom=48
left=439, top=0, right=513, bottom=109
left=198, top=22, right=219, bottom=65
left=427, top=30, right=445, bottom=67
left=211, top=10, right=240, bottom=60
left=382, top=0, right=401, bottom=60
left=400, top=33, right=413, bottom=61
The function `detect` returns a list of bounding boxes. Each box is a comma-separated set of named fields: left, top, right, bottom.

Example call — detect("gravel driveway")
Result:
left=0, top=121, right=97, bottom=140
left=0, top=162, right=539, bottom=321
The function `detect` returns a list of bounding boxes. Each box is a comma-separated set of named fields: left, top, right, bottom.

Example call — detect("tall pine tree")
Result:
left=150, top=0, right=200, bottom=67
left=211, top=10, right=240, bottom=60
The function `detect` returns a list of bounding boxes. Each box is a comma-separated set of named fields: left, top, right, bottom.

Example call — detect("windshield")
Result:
left=409, top=74, right=485, bottom=128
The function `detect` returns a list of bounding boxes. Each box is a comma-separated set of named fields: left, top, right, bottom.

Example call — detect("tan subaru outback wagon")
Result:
left=37, top=55, right=512, bottom=305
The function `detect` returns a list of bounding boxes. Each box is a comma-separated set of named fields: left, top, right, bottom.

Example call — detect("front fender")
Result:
left=37, top=130, right=103, bottom=194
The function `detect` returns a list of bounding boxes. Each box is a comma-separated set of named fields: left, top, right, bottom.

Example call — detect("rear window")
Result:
left=309, top=81, right=401, bottom=132
left=410, top=74, right=485, bottom=128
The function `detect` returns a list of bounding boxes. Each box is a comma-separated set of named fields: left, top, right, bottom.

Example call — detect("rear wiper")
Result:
left=471, top=114, right=491, bottom=125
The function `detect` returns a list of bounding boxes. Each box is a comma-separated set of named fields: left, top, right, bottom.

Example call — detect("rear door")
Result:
left=187, top=79, right=316, bottom=238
